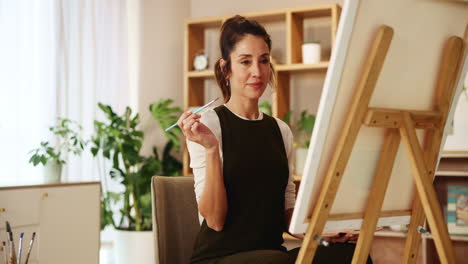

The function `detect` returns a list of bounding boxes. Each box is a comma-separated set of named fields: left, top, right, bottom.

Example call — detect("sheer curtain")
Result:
left=0, top=0, right=130, bottom=184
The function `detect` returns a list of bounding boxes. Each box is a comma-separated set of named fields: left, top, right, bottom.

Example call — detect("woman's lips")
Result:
left=247, top=82, right=263, bottom=89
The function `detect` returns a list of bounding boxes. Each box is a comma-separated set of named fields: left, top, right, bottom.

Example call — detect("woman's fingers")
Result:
left=177, top=111, right=200, bottom=135
left=179, top=113, right=203, bottom=141
left=177, top=111, right=192, bottom=130
left=191, top=121, right=199, bottom=133
left=183, top=118, right=197, bottom=130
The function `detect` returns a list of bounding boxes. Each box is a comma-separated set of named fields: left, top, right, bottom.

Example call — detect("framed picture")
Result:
left=447, top=185, right=468, bottom=236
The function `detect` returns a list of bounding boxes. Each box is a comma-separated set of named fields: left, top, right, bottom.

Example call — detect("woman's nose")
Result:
left=250, top=62, right=261, bottom=77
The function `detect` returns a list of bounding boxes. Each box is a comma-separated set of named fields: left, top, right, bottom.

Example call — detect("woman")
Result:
left=178, top=15, right=371, bottom=264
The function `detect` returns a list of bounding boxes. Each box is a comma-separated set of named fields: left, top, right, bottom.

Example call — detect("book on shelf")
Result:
left=447, top=185, right=468, bottom=236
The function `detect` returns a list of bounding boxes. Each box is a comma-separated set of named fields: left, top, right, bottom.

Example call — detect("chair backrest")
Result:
left=151, top=176, right=200, bottom=264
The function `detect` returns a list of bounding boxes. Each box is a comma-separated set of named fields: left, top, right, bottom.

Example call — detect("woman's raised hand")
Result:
left=177, top=111, right=218, bottom=150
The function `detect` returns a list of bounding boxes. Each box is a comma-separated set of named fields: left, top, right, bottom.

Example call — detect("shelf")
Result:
left=186, top=63, right=329, bottom=79
left=186, top=17, right=223, bottom=27
left=425, top=234, right=468, bottom=242
left=276, top=62, right=329, bottom=72
left=435, top=170, right=468, bottom=177
left=294, top=169, right=468, bottom=181
left=374, top=230, right=468, bottom=242
left=289, top=4, right=337, bottom=18
left=441, top=151, right=468, bottom=158
left=187, top=70, right=215, bottom=78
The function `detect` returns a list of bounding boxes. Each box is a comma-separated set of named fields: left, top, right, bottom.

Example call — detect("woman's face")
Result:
left=227, top=34, right=271, bottom=102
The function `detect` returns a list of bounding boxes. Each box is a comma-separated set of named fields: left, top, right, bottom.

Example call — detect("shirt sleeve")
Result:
left=275, top=118, right=296, bottom=210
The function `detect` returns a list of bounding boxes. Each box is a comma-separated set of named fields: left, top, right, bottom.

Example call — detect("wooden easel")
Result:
left=296, top=24, right=467, bottom=264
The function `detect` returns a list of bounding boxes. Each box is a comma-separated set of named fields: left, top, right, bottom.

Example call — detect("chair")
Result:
left=151, top=176, right=200, bottom=264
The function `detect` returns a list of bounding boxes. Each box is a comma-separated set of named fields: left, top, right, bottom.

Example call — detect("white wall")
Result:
left=190, top=0, right=342, bottom=18
left=129, top=0, right=190, bottom=156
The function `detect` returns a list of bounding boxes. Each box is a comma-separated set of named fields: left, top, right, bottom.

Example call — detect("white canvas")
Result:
left=290, top=0, right=468, bottom=234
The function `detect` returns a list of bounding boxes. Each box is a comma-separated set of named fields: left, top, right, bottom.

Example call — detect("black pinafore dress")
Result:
left=190, top=105, right=289, bottom=264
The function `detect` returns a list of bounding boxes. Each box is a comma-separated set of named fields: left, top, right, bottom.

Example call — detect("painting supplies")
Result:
left=5, top=222, right=16, bottom=264
left=7, top=233, right=16, bottom=264
left=16, top=233, right=23, bottom=264
left=23, top=232, right=35, bottom=264
left=164, top=97, right=219, bottom=132
left=2, top=241, right=7, bottom=264
left=4, top=223, right=9, bottom=258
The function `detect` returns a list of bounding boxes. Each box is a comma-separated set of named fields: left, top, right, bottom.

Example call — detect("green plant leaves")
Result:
left=30, top=101, right=184, bottom=231
left=149, top=99, right=182, bottom=152
left=259, top=101, right=272, bottom=116
left=94, top=101, right=183, bottom=231
left=283, top=111, right=292, bottom=125
left=28, top=117, right=86, bottom=167
left=299, top=110, right=316, bottom=133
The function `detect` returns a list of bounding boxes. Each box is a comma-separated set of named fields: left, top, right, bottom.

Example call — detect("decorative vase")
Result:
left=302, top=43, right=321, bottom=64
left=295, top=147, right=309, bottom=175
left=114, top=229, right=155, bottom=264
left=43, top=162, right=62, bottom=183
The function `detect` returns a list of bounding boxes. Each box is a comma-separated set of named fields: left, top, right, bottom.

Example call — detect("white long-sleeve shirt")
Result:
left=186, top=105, right=296, bottom=224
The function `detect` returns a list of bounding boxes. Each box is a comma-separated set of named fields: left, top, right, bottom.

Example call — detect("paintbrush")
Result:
left=17, top=233, right=23, bottom=264
left=7, top=234, right=15, bottom=264
left=5, top=222, right=16, bottom=264
left=23, top=232, right=35, bottom=264
left=2, top=241, right=7, bottom=264
left=4, top=228, right=9, bottom=263
left=165, top=97, right=219, bottom=131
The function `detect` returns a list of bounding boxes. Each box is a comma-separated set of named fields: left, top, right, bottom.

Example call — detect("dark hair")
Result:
left=214, top=15, right=276, bottom=103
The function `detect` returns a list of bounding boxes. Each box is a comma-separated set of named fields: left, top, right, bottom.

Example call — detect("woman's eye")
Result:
left=241, top=60, right=250, bottom=65
left=260, top=59, right=269, bottom=64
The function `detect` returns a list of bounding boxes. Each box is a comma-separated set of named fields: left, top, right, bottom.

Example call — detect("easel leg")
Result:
left=351, top=130, right=401, bottom=264
left=400, top=113, right=456, bottom=264
left=403, top=30, right=466, bottom=263
left=403, top=130, right=441, bottom=263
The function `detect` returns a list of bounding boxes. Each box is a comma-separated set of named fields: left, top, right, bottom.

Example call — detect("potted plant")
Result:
left=29, top=118, right=86, bottom=183
left=91, top=100, right=182, bottom=264
left=294, top=110, right=316, bottom=175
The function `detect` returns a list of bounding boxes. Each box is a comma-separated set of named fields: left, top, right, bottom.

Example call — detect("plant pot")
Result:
left=43, top=162, right=62, bottom=183
left=295, top=147, right=309, bottom=175
left=302, top=43, right=321, bottom=64
left=114, top=229, right=155, bottom=264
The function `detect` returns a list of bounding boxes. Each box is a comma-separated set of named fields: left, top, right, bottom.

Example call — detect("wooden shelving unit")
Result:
left=371, top=155, right=468, bottom=263
left=276, top=62, right=329, bottom=72
left=183, top=4, right=341, bottom=175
